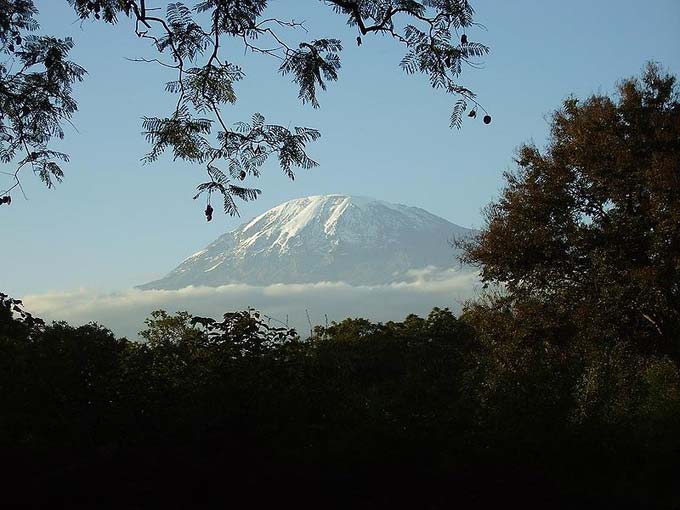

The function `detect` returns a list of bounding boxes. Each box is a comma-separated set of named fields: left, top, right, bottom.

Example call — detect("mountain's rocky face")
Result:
left=139, top=195, right=476, bottom=290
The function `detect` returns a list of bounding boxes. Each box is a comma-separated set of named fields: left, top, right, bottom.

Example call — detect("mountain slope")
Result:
left=139, top=195, right=476, bottom=289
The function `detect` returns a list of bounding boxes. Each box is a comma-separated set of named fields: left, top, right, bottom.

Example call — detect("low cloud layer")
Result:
left=22, top=268, right=481, bottom=340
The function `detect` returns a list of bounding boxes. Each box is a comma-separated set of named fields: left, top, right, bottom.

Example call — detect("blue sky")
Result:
left=3, top=0, right=680, bottom=297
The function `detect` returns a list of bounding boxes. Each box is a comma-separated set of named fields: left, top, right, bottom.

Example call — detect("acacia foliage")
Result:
left=0, top=1, right=85, bottom=198
left=2, top=1, right=489, bottom=217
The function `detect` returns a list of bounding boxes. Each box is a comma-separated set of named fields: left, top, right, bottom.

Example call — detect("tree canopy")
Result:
left=462, top=63, right=680, bottom=356
left=1, top=0, right=490, bottom=218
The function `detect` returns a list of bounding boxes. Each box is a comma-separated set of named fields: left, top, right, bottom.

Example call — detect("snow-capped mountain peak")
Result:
left=139, top=194, right=476, bottom=290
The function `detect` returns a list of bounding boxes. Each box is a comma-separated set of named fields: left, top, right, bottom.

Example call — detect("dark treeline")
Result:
left=1, top=299, right=679, bottom=508
left=1, top=66, right=678, bottom=508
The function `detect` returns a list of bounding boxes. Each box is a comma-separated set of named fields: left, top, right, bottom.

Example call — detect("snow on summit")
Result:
left=138, top=195, right=477, bottom=290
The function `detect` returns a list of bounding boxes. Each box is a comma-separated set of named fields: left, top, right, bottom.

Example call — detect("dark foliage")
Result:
left=1, top=299, right=679, bottom=508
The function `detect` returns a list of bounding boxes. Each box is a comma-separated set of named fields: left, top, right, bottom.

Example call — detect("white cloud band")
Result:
left=21, top=267, right=481, bottom=339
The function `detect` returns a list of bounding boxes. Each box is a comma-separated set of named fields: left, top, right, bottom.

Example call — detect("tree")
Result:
left=139, top=309, right=203, bottom=347
left=462, top=63, right=680, bottom=356
left=0, top=1, right=85, bottom=200
left=1, top=0, right=491, bottom=218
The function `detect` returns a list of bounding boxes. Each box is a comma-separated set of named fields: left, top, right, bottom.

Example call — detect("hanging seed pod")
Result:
left=483, top=114, right=492, bottom=124
left=205, top=204, right=214, bottom=222
left=356, top=36, right=362, bottom=46
left=239, top=171, right=246, bottom=181
left=468, top=109, right=477, bottom=118
left=461, top=34, right=468, bottom=45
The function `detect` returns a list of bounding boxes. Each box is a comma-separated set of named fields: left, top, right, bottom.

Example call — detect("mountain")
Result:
left=139, top=195, right=476, bottom=290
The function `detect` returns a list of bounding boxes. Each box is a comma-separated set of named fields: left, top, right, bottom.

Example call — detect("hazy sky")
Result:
left=3, top=0, right=680, bottom=297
